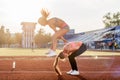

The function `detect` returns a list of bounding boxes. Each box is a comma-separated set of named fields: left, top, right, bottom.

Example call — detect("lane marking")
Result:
left=0, top=71, right=120, bottom=74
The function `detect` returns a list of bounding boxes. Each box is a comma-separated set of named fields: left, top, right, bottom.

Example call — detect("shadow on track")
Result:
left=57, top=75, right=87, bottom=80
left=74, top=75, right=87, bottom=80
left=57, top=75, right=64, bottom=80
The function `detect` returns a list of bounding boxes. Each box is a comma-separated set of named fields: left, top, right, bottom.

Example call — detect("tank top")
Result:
left=69, top=41, right=83, bottom=49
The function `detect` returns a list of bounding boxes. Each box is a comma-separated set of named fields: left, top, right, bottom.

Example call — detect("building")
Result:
left=21, top=22, right=36, bottom=48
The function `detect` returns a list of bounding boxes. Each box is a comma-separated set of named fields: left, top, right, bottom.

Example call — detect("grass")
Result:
left=0, top=48, right=48, bottom=56
left=0, top=48, right=120, bottom=56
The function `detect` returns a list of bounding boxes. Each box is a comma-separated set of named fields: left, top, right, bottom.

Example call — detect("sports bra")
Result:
left=54, top=18, right=68, bottom=28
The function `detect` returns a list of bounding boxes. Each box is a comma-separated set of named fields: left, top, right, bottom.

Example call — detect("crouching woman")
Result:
left=53, top=41, right=87, bottom=75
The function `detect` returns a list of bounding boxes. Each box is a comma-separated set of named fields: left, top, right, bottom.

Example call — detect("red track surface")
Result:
left=0, top=56, right=120, bottom=80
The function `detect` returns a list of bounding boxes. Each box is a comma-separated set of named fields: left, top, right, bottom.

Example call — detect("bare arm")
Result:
left=48, top=24, right=57, bottom=32
left=60, top=36, right=68, bottom=43
left=47, top=19, right=58, bottom=32
left=53, top=56, right=62, bottom=75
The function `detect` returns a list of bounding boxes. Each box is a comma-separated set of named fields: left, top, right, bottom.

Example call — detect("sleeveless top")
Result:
left=53, top=17, right=68, bottom=28
left=63, top=41, right=83, bottom=56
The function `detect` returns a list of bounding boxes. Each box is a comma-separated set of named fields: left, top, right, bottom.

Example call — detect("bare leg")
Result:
left=51, top=29, right=69, bottom=51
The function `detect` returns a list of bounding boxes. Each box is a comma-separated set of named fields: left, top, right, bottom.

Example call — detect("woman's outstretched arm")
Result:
left=53, top=56, right=62, bottom=75
left=60, top=36, right=68, bottom=43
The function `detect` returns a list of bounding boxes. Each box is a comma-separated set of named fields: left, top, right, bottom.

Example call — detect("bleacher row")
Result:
left=63, top=26, right=120, bottom=50
left=67, top=27, right=114, bottom=43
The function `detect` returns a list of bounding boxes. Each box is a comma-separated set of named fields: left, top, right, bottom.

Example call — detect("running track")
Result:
left=0, top=56, right=120, bottom=80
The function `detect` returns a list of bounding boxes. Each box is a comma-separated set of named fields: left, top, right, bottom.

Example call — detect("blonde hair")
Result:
left=40, top=8, right=50, bottom=18
left=38, top=8, right=50, bottom=26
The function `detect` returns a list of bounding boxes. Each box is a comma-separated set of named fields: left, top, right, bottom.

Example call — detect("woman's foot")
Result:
left=46, top=49, right=56, bottom=57
left=66, top=70, right=73, bottom=74
left=66, top=70, right=79, bottom=75
left=70, top=70, right=79, bottom=75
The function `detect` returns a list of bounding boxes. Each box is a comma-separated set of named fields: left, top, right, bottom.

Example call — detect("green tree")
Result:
left=5, top=29, right=11, bottom=47
left=0, top=26, right=5, bottom=47
left=34, top=28, right=51, bottom=48
left=103, top=12, right=120, bottom=27
left=14, top=33, right=22, bottom=47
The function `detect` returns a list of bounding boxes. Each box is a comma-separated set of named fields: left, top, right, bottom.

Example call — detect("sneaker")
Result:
left=66, top=70, right=73, bottom=74
left=45, top=49, right=52, bottom=54
left=70, top=70, right=79, bottom=75
left=46, top=51, right=56, bottom=57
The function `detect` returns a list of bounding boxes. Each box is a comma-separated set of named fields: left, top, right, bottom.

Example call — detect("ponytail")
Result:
left=41, top=8, right=50, bottom=18
left=38, top=8, right=49, bottom=26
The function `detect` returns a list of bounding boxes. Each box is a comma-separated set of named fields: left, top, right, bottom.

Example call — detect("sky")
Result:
left=0, top=0, right=120, bottom=34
